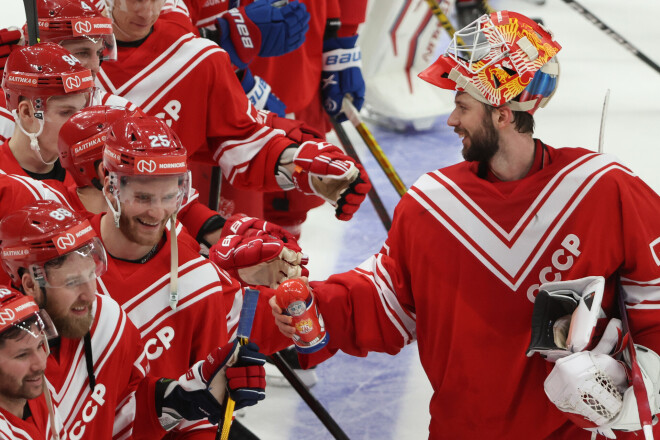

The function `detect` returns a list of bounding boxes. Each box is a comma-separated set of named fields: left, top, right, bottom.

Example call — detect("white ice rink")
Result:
left=1, top=0, right=659, bottom=438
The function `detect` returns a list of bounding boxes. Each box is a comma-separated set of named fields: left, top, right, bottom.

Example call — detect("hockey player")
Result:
left=94, top=114, right=291, bottom=437
left=0, top=43, right=93, bottom=188
left=58, top=105, right=308, bottom=287
left=0, top=286, right=63, bottom=440
left=270, top=11, right=660, bottom=439
left=97, top=0, right=371, bottom=225
left=0, top=200, right=269, bottom=439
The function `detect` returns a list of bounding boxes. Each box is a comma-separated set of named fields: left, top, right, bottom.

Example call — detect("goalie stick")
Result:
left=23, top=0, right=39, bottom=45
left=423, top=0, right=465, bottom=46
left=561, top=0, right=660, bottom=76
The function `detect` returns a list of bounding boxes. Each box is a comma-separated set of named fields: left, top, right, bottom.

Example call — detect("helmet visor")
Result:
left=29, top=237, right=107, bottom=288
left=60, top=34, right=117, bottom=64
left=114, top=172, right=191, bottom=214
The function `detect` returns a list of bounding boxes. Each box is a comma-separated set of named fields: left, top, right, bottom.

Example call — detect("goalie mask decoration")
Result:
left=419, top=10, right=561, bottom=114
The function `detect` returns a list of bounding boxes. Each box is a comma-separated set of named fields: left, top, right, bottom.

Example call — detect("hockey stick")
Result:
left=330, top=116, right=393, bottom=231
left=23, top=0, right=39, bottom=45
left=268, top=352, right=351, bottom=440
left=561, top=0, right=660, bottom=76
left=597, top=89, right=610, bottom=154
left=217, top=288, right=260, bottom=440
left=341, top=99, right=408, bottom=198
left=616, top=278, right=655, bottom=440
left=423, top=0, right=465, bottom=46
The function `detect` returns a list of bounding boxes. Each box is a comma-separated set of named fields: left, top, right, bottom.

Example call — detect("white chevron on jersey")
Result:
left=408, top=154, right=635, bottom=291
left=49, top=295, right=131, bottom=434
left=98, top=256, right=222, bottom=338
left=1, top=174, right=73, bottom=208
left=96, top=34, right=223, bottom=113
left=352, top=253, right=417, bottom=344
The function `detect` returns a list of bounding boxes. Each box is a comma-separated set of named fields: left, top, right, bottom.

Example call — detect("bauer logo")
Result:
left=56, top=233, right=76, bottom=250
left=137, top=159, right=157, bottom=173
left=74, top=20, right=92, bottom=34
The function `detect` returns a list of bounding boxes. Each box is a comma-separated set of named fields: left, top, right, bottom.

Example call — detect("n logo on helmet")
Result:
left=74, top=20, right=92, bottom=34
left=65, top=76, right=82, bottom=91
left=137, top=159, right=157, bottom=173
left=0, top=309, right=15, bottom=325
left=56, top=233, right=77, bottom=251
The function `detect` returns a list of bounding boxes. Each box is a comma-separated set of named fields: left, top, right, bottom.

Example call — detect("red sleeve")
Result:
left=204, top=51, right=293, bottom=192
left=178, top=188, right=218, bottom=239
left=132, top=376, right=167, bottom=440
left=338, top=0, right=368, bottom=35
left=615, top=172, right=660, bottom=354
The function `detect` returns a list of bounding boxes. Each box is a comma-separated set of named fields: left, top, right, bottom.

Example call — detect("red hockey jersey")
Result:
left=0, top=141, right=75, bottom=189
left=46, top=294, right=164, bottom=440
left=0, top=394, right=64, bottom=440
left=95, top=15, right=293, bottom=191
left=305, top=145, right=660, bottom=439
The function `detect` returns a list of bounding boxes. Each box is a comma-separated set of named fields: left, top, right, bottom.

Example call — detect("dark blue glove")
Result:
left=216, top=0, right=309, bottom=69
left=321, top=35, right=365, bottom=122
left=240, top=68, right=286, bottom=116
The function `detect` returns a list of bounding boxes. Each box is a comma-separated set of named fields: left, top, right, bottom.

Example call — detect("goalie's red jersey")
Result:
left=305, top=144, right=660, bottom=439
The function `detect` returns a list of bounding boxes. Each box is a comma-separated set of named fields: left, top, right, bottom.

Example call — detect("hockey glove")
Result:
left=321, top=35, right=365, bottom=122
left=292, top=141, right=371, bottom=220
left=0, top=28, right=22, bottom=75
left=210, top=233, right=307, bottom=288
left=215, top=0, right=309, bottom=69
left=158, top=341, right=267, bottom=429
left=544, top=347, right=660, bottom=438
left=240, top=68, right=286, bottom=117
left=221, top=214, right=301, bottom=252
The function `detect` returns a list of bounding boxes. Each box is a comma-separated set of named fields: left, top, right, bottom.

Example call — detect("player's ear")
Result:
left=494, top=105, right=514, bottom=128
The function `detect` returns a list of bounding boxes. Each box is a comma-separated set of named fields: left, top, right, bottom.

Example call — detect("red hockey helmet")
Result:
left=58, top=105, right=144, bottom=187
left=0, top=286, right=58, bottom=340
left=0, top=200, right=106, bottom=288
left=1, top=42, right=93, bottom=118
left=36, top=0, right=117, bottom=62
left=419, top=10, right=561, bottom=114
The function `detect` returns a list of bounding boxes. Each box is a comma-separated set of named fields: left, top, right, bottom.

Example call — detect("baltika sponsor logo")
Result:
left=56, top=233, right=76, bottom=250
left=137, top=159, right=157, bottom=173
left=73, top=134, right=105, bottom=156
left=0, top=309, right=16, bottom=325
left=7, top=74, right=37, bottom=86
left=1, top=248, right=30, bottom=259
left=74, top=20, right=92, bottom=34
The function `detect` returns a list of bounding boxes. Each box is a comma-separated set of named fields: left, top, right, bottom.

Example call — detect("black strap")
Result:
left=83, top=332, right=96, bottom=391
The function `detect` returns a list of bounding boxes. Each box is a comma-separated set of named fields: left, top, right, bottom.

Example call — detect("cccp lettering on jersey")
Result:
left=144, top=326, right=175, bottom=360
left=526, top=234, right=581, bottom=303
left=68, top=384, right=106, bottom=440
left=155, top=100, right=182, bottom=127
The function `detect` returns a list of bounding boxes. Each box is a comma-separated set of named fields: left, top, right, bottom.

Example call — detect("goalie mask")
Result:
left=0, top=200, right=107, bottom=289
left=36, top=0, right=117, bottom=63
left=418, top=10, right=561, bottom=114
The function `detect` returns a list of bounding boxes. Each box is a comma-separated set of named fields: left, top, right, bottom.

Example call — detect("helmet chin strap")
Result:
left=102, top=185, right=121, bottom=228
left=12, top=110, right=58, bottom=166
left=169, top=214, right=178, bottom=311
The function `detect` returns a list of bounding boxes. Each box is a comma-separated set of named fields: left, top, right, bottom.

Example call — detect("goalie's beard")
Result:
left=463, top=113, right=500, bottom=165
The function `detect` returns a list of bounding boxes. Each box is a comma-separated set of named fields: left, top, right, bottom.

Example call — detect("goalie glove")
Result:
left=321, top=35, right=365, bottom=122
left=157, top=341, right=267, bottom=430
left=292, top=141, right=371, bottom=221
left=0, top=27, right=23, bottom=76
left=215, top=0, right=309, bottom=69
left=240, top=68, right=286, bottom=117
left=544, top=346, right=660, bottom=438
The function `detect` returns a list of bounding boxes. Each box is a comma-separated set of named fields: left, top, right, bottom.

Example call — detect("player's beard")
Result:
left=461, top=113, right=500, bottom=163
left=48, top=300, right=93, bottom=339
left=119, top=212, right=168, bottom=247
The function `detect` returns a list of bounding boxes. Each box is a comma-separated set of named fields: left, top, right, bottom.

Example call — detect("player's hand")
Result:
left=240, top=68, right=286, bottom=117
left=158, top=341, right=267, bottom=429
left=221, top=214, right=301, bottom=252
left=269, top=295, right=295, bottom=338
left=210, top=233, right=307, bottom=288
left=0, top=27, right=23, bottom=76
left=321, top=35, right=365, bottom=122
left=215, top=0, right=309, bottom=68
left=292, top=141, right=371, bottom=220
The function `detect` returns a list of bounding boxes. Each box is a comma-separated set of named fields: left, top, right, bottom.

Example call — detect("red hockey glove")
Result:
left=293, top=141, right=371, bottom=220
left=221, top=214, right=301, bottom=252
left=258, top=110, right=324, bottom=144
left=210, top=233, right=308, bottom=288
left=0, top=28, right=23, bottom=75
left=158, top=341, right=267, bottom=429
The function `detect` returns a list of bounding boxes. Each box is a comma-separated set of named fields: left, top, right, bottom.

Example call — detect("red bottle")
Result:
left=275, top=279, right=329, bottom=353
